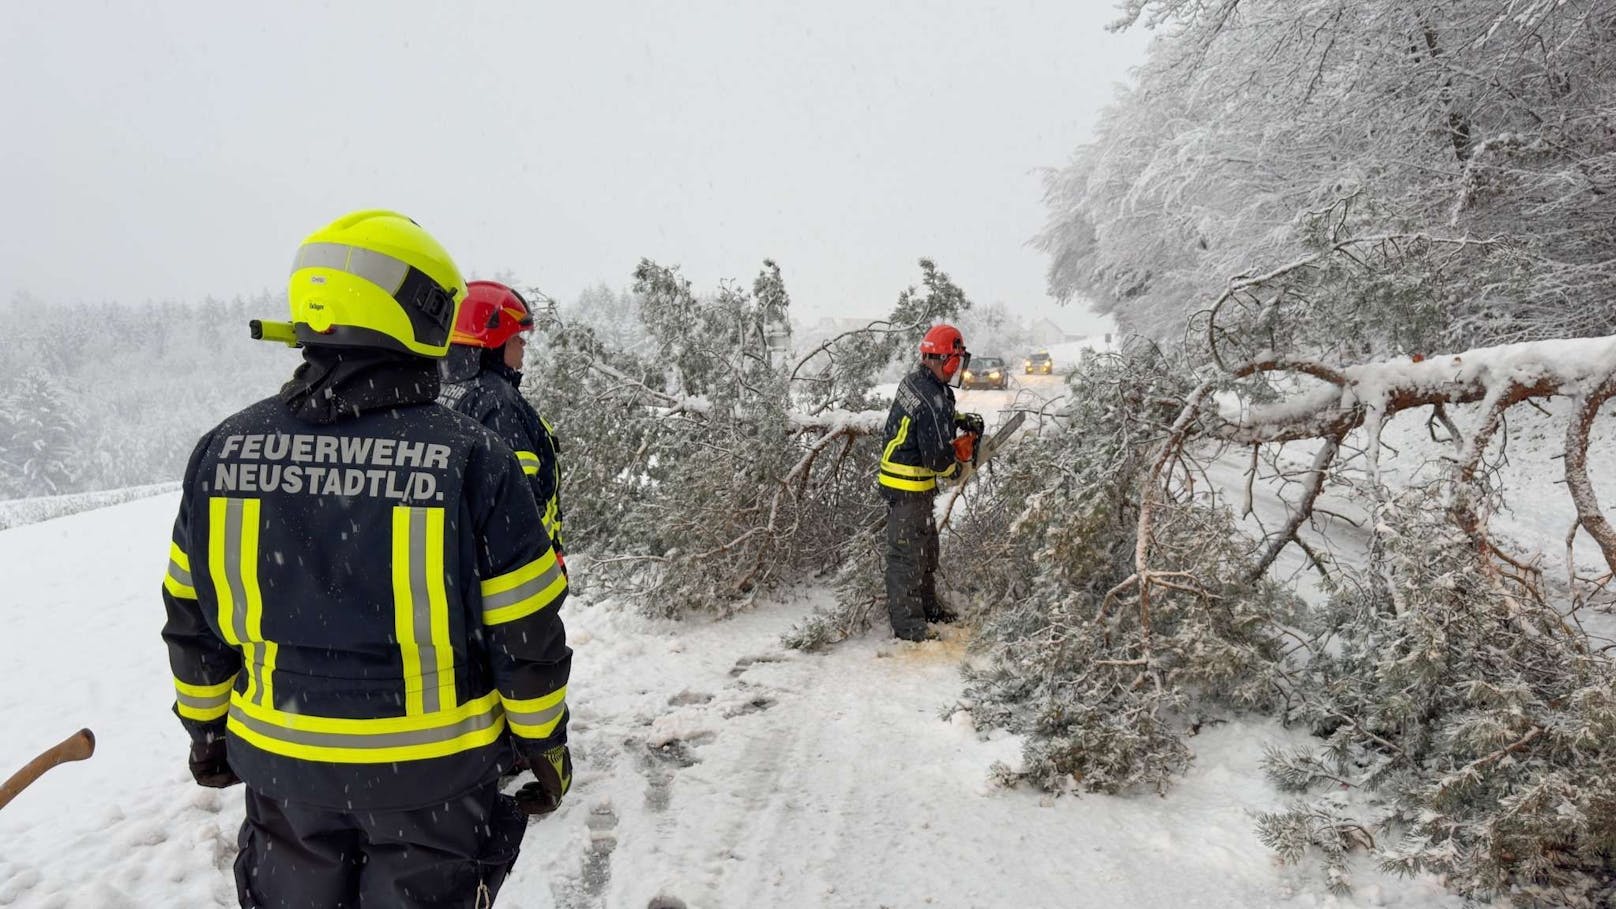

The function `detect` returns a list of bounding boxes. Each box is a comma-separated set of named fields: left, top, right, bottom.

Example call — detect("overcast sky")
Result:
left=1, top=2, right=1148, bottom=331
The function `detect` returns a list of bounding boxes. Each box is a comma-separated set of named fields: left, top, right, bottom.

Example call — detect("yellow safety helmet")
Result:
left=276, top=210, right=468, bottom=358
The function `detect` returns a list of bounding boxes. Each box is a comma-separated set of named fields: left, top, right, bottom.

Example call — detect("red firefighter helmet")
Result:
left=449, top=280, right=534, bottom=349
left=919, top=323, right=969, bottom=377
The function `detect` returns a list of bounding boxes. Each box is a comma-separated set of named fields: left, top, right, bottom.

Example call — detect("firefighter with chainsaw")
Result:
left=160, top=210, right=571, bottom=908
left=439, top=281, right=566, bottom=567
left=878, top=323, right=984, bottom=641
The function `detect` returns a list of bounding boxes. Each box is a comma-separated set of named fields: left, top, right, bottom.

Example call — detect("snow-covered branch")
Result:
left=1207, top=335, right=1616, bottom=577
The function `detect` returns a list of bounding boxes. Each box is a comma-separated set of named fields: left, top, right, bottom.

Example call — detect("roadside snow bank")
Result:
left=0, top=482, right=179, bottom=531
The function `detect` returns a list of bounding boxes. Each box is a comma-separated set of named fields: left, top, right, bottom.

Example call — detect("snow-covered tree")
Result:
left=0, top=368, right=82, bottom=497
left=940, top=344, right=1294, bottom=793
left=948, top=328, right=1616, bottom=901
left=1041, top=1, right=1616, bottom=355
left=1260, top=489, right=1616, bottom=905
left=0, top=293, right=290, bottom=498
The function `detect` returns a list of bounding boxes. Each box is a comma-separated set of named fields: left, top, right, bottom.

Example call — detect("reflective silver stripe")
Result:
left=219, top=498, right=270, bottom=708
left=177, top=689, right=229, bottom=712
left=294, top=242, right=410, bottom=295
left=406, top=507, right=442, bottom=715
left=482, top=561, right=564, bottom=612
left=506, top=699, right=565, bottom=731
left=168, top=559, right=193, bottom=588
left=221, top=500, right=251, bottom=653
left=295, top=242, right=350, bottom=272
left=347, top=246, right=409, bottom=295
left=227, top=703, right=500, bottom=750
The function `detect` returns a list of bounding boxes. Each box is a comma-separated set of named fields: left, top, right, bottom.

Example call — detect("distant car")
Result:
left=960, top=356, right=1009, bottom=390
left=1024, top=351, right=1053, bottom=375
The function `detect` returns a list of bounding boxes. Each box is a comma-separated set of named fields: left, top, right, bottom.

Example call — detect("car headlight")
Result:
left=988, top=371, right=1000, bottom=378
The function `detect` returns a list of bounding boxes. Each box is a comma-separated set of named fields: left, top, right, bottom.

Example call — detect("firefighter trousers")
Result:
left=885, top=493, right=940, bottom=640
left=234, top=781, right=526, bottom=908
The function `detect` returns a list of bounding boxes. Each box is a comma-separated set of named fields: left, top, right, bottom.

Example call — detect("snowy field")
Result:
left=0, top=492, right=1471, bottom=908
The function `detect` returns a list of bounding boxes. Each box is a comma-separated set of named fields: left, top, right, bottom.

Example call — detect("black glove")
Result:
left=956, top=412, right=986, bottom=436
left=513, top=744, right=572, bottom=816
left=188, top=736, right=241, bottom=788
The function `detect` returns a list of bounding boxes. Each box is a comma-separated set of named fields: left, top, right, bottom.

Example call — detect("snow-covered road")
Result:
left=0, top=493, right=1467, bottom=908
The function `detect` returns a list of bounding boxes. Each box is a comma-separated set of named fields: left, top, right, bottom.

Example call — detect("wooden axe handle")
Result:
left=0, top=728, right=96, bottom=812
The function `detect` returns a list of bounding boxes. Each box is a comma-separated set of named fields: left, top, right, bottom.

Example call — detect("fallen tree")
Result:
left=527, top=257, right=973, bottom=617
left=956, top=334, right=1616, bottom=904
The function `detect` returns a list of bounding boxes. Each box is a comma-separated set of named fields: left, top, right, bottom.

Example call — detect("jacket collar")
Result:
left=279, top=347, right=443, bottom=425
left=914, top=363, right=949, bottom=394
left=485, top=355, right=523, bottom=388
left=439, top=346, right=523, bottom=388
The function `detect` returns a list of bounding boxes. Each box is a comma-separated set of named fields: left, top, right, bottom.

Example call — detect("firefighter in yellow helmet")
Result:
left=160, top=210, right=572, bottom=907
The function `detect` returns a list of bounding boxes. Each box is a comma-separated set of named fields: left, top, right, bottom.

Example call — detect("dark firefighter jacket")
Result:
left=440, top=346, right=565, bottom=553
left=879, top=365, right=959, bottom=497
left=160, top=347, right=571, bottom=811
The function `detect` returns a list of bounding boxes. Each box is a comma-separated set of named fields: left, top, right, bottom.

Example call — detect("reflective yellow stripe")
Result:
left=882, top=416, right=910, bottom=466
left=549, top=429, right=563, bottom=540
left=208, top=499, right=240, bottom=645
left=393, top=507, right=457, bottom=716
left=424, top=510, right=455, bottom=712
left=480, top=549, right=566, bottom=626
left=515, top=449, right=541, bottom=477
left=175, top=677, right=236, bottom=698
left=880, top=461, right=935, bottom=479
left=164, top=572, right=197, bottom=600
left=543, top=744, right=571, bottom=793
left=879, top=415, right=938, bottom=491
left=538, top=420, right=564, bottom=549
left=503, top=685, right=567, bottom=738
left=235, top=689, right=501, bottom=735
left=240, top=499, right=275, bottom=711
left=210, top=498, right=274, bottom=708
left=166, top=542, right=196, bottom=597
left=174, top=674, right=237, bottom=721
left=178, top=702, right=230, bottom=721
left=391, top=511, right=417, bottom=699
left=541, top=497, right=561, bottom=541
left=393, top=509, right=424, bottom=715
left=226, top=690, right=506, bottom=764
